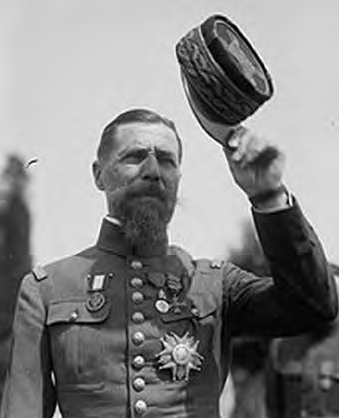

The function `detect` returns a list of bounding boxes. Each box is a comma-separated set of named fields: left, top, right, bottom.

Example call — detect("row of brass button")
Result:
left=130, top=260, right=148, bottom=415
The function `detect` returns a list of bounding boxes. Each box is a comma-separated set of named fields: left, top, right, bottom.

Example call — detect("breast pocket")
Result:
left=47, top=299, right=111, bottom=389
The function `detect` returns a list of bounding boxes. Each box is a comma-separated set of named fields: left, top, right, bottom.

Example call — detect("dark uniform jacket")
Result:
left=1, top=200, right=337, bottom=418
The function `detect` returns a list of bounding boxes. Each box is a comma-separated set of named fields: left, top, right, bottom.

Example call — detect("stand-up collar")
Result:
left=96, top=218, right=169, bottom=257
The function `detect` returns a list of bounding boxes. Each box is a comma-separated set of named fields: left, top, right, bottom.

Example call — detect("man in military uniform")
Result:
left=0, top=107, right=337, bottom=418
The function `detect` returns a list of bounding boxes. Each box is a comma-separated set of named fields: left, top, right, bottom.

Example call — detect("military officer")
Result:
left=0, top=108, right=337, bottom=418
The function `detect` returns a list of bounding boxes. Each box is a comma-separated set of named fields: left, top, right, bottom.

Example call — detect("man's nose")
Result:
left=141, top=153, right=161, bottom=181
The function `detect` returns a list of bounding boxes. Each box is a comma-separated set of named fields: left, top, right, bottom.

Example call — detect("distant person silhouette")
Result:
left=0, top=155, right=32, bottom=401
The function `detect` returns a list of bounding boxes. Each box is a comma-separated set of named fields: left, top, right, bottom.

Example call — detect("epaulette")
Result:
left=32, top=265, right=48, bottom=282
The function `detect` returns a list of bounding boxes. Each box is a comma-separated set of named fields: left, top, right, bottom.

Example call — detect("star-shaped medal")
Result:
left=156, top=332, right=203, bottom=381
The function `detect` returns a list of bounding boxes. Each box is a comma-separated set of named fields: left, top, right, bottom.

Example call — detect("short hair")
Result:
left=97, top=108, right=183, bottom=163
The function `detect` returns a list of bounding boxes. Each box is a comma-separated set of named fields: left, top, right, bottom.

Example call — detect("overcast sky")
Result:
left=1, top=0, right=339, bottom=265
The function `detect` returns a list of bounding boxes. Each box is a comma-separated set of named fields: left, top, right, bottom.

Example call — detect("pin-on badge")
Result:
left=155, top=299, right=170, bottom=314
left=86, top=292, right=106, bottom=312
left=156, top=332, right=203, bottom=381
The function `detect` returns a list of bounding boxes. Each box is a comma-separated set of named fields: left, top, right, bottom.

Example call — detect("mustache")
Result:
left=124, top=182, right=167, bottom=202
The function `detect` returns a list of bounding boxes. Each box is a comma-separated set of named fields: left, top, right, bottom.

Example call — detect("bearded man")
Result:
left=1, top=108, right=337, bottom=418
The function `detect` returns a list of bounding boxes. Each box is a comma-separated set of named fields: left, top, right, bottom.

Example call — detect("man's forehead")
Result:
left=114, top=122, right=179, bottom=153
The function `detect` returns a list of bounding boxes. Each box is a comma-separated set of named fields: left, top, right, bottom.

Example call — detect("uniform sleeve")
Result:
left=0, top=274, right=56, bottom=418
left=225, top=198, right=338, bottom=337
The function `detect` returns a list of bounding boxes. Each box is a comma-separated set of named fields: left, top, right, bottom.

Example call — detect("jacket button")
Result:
left=132, top=312, right=145, bottom=324
left=133, top=377, right=146, bottom=392
left=132, top=355, right=145, bottom=370
left=132, top=332, right=145, bottom=346
left=134, top=400, right=147, bottom=415
left=69, top=310, right=79, bottom=322
left=131, top=277, right=144, bottom=288
left=132, top=291, right=144, bottom=304
left=191, top=307, right=200, bottom=317
left=131, top=260, right=143, bottom=269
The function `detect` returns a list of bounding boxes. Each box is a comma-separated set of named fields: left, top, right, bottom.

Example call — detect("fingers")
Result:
left=223, top=127, right=281, bottom=169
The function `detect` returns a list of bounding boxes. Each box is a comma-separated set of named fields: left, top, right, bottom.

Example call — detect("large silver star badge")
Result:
left=156, top=332, right=203, bottom=381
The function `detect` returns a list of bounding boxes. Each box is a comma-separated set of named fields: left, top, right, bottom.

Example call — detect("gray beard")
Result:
left=119, top=198, right=171, bottom=251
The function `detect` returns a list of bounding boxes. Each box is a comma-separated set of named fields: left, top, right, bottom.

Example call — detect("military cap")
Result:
left=176, top=14, right=274, bottom=144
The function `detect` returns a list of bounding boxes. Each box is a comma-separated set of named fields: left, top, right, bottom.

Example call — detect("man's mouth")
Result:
left=127, top=184, right=167, bottom=202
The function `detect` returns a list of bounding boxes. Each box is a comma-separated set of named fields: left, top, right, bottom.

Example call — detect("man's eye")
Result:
left=123, top=151, right=146, bottom=163
left=156, top=152, right=177, bottom=167
left=158, top=156, right=176, bottom=167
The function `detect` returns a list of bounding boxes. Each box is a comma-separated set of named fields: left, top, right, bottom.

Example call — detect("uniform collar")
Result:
left=96, top=217, right=169, bottom=257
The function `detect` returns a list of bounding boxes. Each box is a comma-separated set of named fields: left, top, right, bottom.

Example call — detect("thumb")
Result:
left=221, top=125, right=245, bottom=162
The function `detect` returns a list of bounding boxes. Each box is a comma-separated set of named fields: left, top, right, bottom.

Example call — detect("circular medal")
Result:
left=155, top=299, right=170, bottom=314
left=86, top=292, right=106, bottom=312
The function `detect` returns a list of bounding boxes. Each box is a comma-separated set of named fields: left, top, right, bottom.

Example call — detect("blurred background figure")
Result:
left=0, top=154, right=32, bottom=401
left=221, top=219, right=271, bottom=418
left=224, top=221, right=339, bottom=418
left=266, top=264, right=339, bottom=418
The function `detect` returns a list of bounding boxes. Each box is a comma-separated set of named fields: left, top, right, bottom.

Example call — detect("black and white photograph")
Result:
left=1, top=1, right=339, bottom=417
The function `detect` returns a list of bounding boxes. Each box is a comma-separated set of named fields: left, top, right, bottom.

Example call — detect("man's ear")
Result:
left=92, top=160, right=105, bottom=191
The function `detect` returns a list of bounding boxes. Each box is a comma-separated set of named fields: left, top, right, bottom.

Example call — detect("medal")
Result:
left=156, top=332, right=203, bottom=381
left=165, top=273, right=183, bottom=296
left=86, top=292, right=106, bottom=312
left=157, top=276, right=188, bottom=314
left=155, top=299, right=170, bottom=314
left=170, top=295, right=188, bottom=314
left=155, top=273, right=190, bottom=315
left=164, top=273, right=186, bottom=313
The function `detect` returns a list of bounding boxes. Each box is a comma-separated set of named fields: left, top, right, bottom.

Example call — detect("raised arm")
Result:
left=222, top=127, right=337, bottom=336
